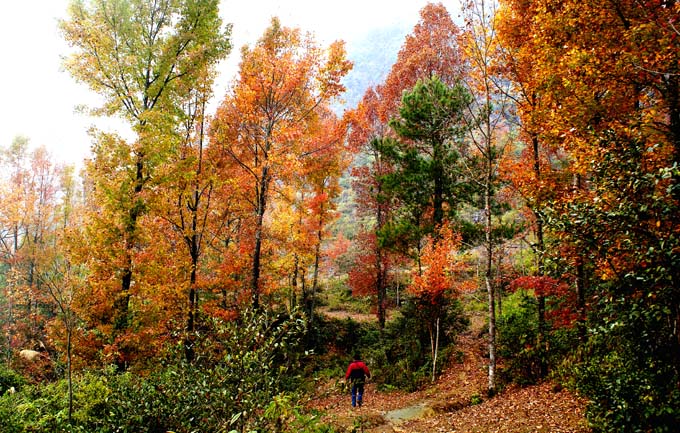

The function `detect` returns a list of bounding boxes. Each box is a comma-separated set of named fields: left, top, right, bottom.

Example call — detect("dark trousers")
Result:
left=351, top=380, right=365, bottom=407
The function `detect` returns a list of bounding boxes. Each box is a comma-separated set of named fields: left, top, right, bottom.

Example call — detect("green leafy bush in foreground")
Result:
left=0, top=308, right=335, bottom=433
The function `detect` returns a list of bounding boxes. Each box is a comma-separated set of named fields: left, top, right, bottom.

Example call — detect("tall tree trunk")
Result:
left=486, top=246, right=496, bottom=385
left=575, top=258, right=587, bottom=342
left=252, top=167, right=270, bottom=310
left=376, top=179, right=388, bottom=330
left=530, top=133, right=549, bottom=377
left=185, top=258, right=197, bottom=362
left=376, top=251, right=386, bottom=330
left=431, top=316, right=440, bottom=382
left=572, top=173, right=587, bottom=345
left=310, top=205, right=324, bottom=328
left=185, top=110, right=205, bottom=362
left=483, top=142, right=497, bottom=394
left=66, top=326, right=73, bottom=425
left=535, top=211, right=547, bottom=376
left=433, top=149, right=445, bottom=228
left=115, top=155, right=145, bottom=338
left=291, top=254, right=299, bottom=311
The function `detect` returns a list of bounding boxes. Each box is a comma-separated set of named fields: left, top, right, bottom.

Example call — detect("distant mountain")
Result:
left=337, top=24, right=410, bottom=112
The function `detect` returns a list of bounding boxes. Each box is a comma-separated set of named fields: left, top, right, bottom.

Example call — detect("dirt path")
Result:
left=310, top=312, right=590, bottom=433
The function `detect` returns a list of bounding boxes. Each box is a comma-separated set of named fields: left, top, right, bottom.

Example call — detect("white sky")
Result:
left=0, top=0, right=461, bottom=167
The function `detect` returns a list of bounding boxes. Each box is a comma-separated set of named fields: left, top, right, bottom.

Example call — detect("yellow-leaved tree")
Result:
left=60, top=0, right=231, bottom=368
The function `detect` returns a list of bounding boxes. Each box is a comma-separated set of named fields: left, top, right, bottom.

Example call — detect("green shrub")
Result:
left=569, top=293, right=680, bottom=433
left=497, top=289, right=576, bottom=386
left=0, top=308, right=315, bottom=433
left=0, top=370, right=110, bottom=433
left=104, top=307, right=310, bottom=433
left=0, top=365, right=26, bottom=394
left=497, top=290, right=543, bottom=385
left=365, top=297, right=468, bottom=391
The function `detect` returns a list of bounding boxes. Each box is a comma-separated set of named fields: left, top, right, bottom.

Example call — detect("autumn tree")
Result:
left=495, top=1, right=583, bottom=392
left=0, top=139, right=64, bottom=368
left=497, top=0, right=680, bottom=428
left=144, top=63, right=246, bottom=362
left=61, top=0, right=231, bottom=367
left=408, top=223, right=469, bottom=382
left=461, top=0, right=515, bottom=394
left=37, top=194, right=84, bottom=423
left=266, top=108, right=346, bottom=325
left=211, top=18, right=351, bottom=309
left=378, top=2, right=464, bottom=121
left=348, top=218, right=394, bottom=330
left=345, top=4, right=465, bottom=326
left=299, top=114, right=347, bottom=325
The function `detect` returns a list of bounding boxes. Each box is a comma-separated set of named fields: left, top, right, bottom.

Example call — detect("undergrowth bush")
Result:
left=0, top=308, right=337, bottom=433
left=497, top=290, right=543, bottom=385
left=567, top=293, right=680, bottom=433
left=497, top=289, right=578, bottom=386
left=0, top=365, right=26, bottom=394
left=308, top=297, right=468, bottom=392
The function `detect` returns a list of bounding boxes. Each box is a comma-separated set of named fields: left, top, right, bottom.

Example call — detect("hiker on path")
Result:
left=345, top=353, right=371, bottom=407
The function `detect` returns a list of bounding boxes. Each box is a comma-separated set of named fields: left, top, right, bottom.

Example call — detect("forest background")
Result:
left=0, top=1, right=678, bottom=432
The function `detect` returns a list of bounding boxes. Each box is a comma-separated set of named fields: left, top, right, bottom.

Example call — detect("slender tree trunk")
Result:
left=310, top=206, right=323, bottom=328
left=252, top=167, right=270, bottom=310
left=575, top=259, right=586, bottom=342
left=485, top=159, right=496, bottom=395
left=185, top=111, right=205, bottom=362
left=376, top=252, right=386, bottom=330
left=486, top=228, right=496, bottom=396
left=432, top=316, right=440, bottom=382
left=535, top=211, right=547, bottom=376
left=433, top=149, right=445, bottom=228
left=291, top=254, right=299, bottom=311
left=530, top=133, right=549, bottom=377
left=375, top=180, right=387, bottom=330
left=115, top=154, right=145, bottom=343
left=66, top=326, right=73, bottom=425
left=5, top=283, right=13, bottom=367
left=572, top=173, right=587, bottom=345
left=185, top=259, right=197, bottom=362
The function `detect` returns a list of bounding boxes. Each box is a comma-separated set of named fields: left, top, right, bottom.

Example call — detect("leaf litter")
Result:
left=308, top=314, right=591, bottom=433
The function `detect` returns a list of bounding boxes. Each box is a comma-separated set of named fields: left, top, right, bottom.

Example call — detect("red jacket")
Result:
left=345, top=360, right=370, bottom=380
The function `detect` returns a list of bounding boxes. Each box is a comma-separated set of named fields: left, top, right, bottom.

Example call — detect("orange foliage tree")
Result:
left=498, top=0, right=680, bottom=428
left=495, top=0, right=579, bottom=387
left=211, top=18, right=351, bottom=309
left=461, top=0, right=518, bottom=393
left=378, top=2, right=464, bottom=121
left=0, top=139, right=64, bottom=368
left=408, top=223, right=470, bottom=382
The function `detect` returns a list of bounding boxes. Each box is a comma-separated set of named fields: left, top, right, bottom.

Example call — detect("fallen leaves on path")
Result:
left=402, top=382, right=590, bottom=433
left=310, top=311, right=591, bottom=433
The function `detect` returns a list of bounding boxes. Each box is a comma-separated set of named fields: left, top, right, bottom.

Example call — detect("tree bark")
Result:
left=310, top=204, right=324, bottom=328
left=483, top=118, right=497, bottom=394
left=252, top=167, right=270, bottom=310
left=66, top=326, right=73, bottom=425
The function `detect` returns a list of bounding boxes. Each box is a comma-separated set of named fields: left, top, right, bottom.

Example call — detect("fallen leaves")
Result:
left=310, top=311, right=591, bottom=433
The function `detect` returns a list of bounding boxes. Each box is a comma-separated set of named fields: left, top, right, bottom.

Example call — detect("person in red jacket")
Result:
left=345, top=353, right=371, bottom=407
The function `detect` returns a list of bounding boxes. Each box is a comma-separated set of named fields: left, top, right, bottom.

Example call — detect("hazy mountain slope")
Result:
left=339, top=25, right=408, bottom=111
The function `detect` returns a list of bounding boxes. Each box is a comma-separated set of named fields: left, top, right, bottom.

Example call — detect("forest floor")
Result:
left=308, top=311, right=592, bottom=433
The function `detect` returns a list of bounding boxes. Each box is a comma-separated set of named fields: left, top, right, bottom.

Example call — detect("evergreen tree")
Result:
left=378, top=76, right=472, bottom=261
